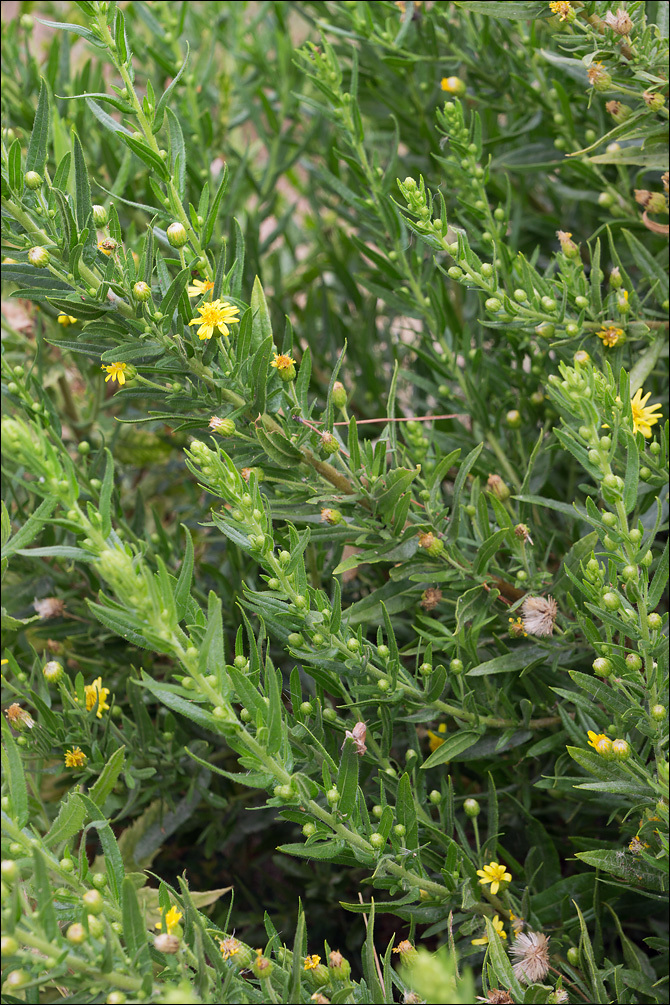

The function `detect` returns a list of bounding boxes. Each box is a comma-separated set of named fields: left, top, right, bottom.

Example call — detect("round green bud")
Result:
left=567, top=947, right=580, bottom=967
left=448, top=266, right=463, bottom=279
left=628, top=528, right=642, bottom=544
left=625, top=653, right=642, bottom=671
left=302, top=822, right=316, bottom=838
left=274, top=784, right=293, bottom=801
left=393, top=824, right=406, bottom=837
left=428, top=790, right=442, bottom=805
left=593, top=657, right=612, bottom=677
left=132, top=280, right=152, bottom=302
left=505, top=409, right=522, bottom=428
left=8, top=843, right=22, bottom=857
left=535, top=322, right=554, bottom=338
left=59, top=857, right=75, bottom=873
left=300, top=701, right=313, bottom=715
left=1, top=935, right=19, bottom=956
left=602, top=592, right=620, bottom=610
left=419, top=662, right=433, bottom=676
left=385, top=767, right=397, bottom=777
left=648, top=613, right=662, bottom=630
left=67, top=922, right=87, bottom=945
left=5, top=970, right=30, bottom=990
left=370, top=832, right=385, bottom=850
left=92, top=204, right=108, bottom=226
left=331, top=381, right=347, bottom=408
left=485, top=297, right=502, bottom=312
left=622, top=565, right=638, bottom=581
left=1, top=860, right=19, bottom=883
left=574, top=296, right=589, bottom=310
left=87, top=914, right=105, bottom=938
left=602, top=473, right=624, bottom=495
left=107, top=994, right=127, bottom=1005
left=25, top=170, right=42, bottom=190
left=565, top=323, right=580, bottom=337
left=167, top=222, right=188, bottom=247
left=43, top=660, right=64, bottom=684
left=267, top=578, right=280, bottom=591
left=240, top=708, right=251, bottom=722
left=91, top=872, right=107, bottom=890
left=640, top=550, right=652, bottom=568
left=639, top=466, right=651, bottom=480
left=346, top=637, right=360, bottom=652
left=449, top=658, right=464, bottom=674
left=649, top=441, right=661, bottom=456
left=494, top=207, right=505, bottom=221
left=371, top=804, right=383, bottom=818
left=377, top=679, right=389, bottom=691
left=464, top=798, right=480, bottom=817
left=650, top=704, right=665, bottom=721
left=541, top=296, right=557, bottom=312
left=279, top=550, right=291, bottom=564
left=233, top=655, right=249, bottom=670
left=514, top=289, right=528, bottom=302
left=28, top=246, right=50, bottom=268
left=287, top=633, right=304, bottom=647
left=601, top=512, right=617, bottom=528
left=611, top=739, right=630, bottom=761
left=515, top=570, right=528, bottom=582
left=323, top=707, right=337, bottom=722
left=326, top=786, right=339, bottom=805
left=480, top=263, right=494, bottom=278
left=377, top=645, right=390, bottom=661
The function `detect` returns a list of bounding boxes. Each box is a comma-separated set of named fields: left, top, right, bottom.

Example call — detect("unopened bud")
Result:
left=464, top=798, right=480, bottom=817
left=43, top=660, right=64, bottom=684
left=605, top=101, right=632, bottom=124
left=331, top=381, right=347, bottom=408
left=25, top=170, right=42, bottom=190
left=167, top=222, right=188, bottom=247
left=487, top=473, right=510, bottom=501
left=611, top=739, right=630, bottom=761
left=28, top=246, right=50, bottom=268
left=320, top=431, right=340, bottom=455
left=154, top=933, right=180, bottom=954
left=418, top=532, right=444, bottom=556
left=133, top=281, right=151, bottom=301
left=643, top=90, right=666, bottom=112
left=92, top=204, right=109, bottom=226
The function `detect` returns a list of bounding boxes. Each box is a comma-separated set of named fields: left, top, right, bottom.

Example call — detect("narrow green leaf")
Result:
left=72, top=129, right=93, bottom=230
left=446, top=442, right=483, bottom=541
left=26, top=78, right=50, bottom=174
left=153, top=43, right=190, bottom=132
left=421, top=730, right=479, bottom=769
left=362, top=899, right=385, bottom=1003
left=336, top=735, right=360, bottom=818
left=8, top=138, right=23, bottom=194
left=121, top=876, right=152, bottom=973
left=203, top=161, right=228, bottom=246
left=160, top=266, right=191, bottom=324
left=34, top=17, right=107, bottom=46
left=44, top=792, right=87, bottom=847
left=32, top=848, right=58, bottom=940
left=88, top=746, right=126, bottom=809
left=99, top=448, right=115, bottom=538
left=1, top=720, right=29, bottom=826
left=174, top=527, right=194, bottom=620
left=251, top=335, right=274, bottom=414
left=80, top=794, right=125, bottom=900
left=396, top=772, right=418, bottom=849
left=86, top=97, right=134, bottom=136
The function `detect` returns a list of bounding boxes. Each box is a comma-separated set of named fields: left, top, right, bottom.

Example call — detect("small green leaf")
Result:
left=26, top=78, right=50, bottom=174
left=421, top=731, right=479, bottom=769
left=336, top=735, right=360, bottom=817
left=88, top=746, right=126, bottom=809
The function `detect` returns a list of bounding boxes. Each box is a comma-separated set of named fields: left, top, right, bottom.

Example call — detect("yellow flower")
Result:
left=549, top=1, right=574, bottom=21
left=64, top=746, right=87, bottom=768
left=156, top=905, right=183, bottom=933
left=4, top=703, right=35, bottom=730
left=597, top=326, right=623, bottom=348
left=270, top=352, right=296, bottom=371
left=508, top=617, right=528, bottom=638
left=188, top=298, right=240, bottom=340
left=304, top=954, right=321, bottom=970
left=97, top=240, right=116, bottom=256
left=587, top=730, right=608, bottom=749
left=77, top=677, right=110, bottom=718
left=187, top=279, right=214, bottom=299
left=57, top=314, right=78, bottom=326
left=630, top=388, right=662, bottom=438
left=476, top=861, right=512, bottom=895
left=392, top=940, right=418, bottom=962
left=472, top=914, right=507, bottom=945
left=220, top=936, right=242, bottom=960
left=427, top=723, right=447, bottom=752
left=101, top=361, right=128, bottom=386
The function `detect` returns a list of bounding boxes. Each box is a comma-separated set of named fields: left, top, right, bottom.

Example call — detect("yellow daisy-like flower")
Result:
left=101, top=361, right=128, bottom=386
left=549, top=1, right=574, bottom=21
left=270, top=352, right=296, bottom=371
left=508, top=616, right=528, bottom=638
left=587, top=730, right=608, bottom=749
left=476, top=861, right=512, bottom=895
left=472, top=914, right=507, bottom=945
left=304, top=954, right=322, bottom=970
left=427, top=722, right=447, bottom=752
left=188, top=298, right=240, bottom=340
left=597, top=326, right=623, bottom=348
left=156, top=905, right=183, bottom=933
left=220, top=936, right=242, bottom=960
left=630, top=388, right=663, bottom=438
left=97, top=240, right=114, bottom=256
left=77, top=677, right=110, bottom=718
left=64, top=746, right=87, bottom=768
left=187, top=279, right=214, bottom=299
left=57, top=314, right=78, bottom=326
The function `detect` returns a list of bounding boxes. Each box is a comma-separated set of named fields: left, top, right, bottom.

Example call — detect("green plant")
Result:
left=2, top=2, right=668, bottom=1002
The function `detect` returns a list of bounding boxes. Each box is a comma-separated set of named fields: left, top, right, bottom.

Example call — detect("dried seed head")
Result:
left=420, top=587, right=443, bottom=610
left=510, top=931, right=550, bottom=984
left=521, top=596, right=558, bottom=637
left=34, top=596, right=65, bottom=619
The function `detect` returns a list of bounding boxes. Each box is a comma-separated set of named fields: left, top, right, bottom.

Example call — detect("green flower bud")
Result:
left=5, top=970, right=30, bottom=990
left=300, top=701, right=313, bottom=715
left=505, top=409, right=522, bottom=428
left=132, top=280, right=152, bottom=302
left=535, top=322, right=554, bottom=338
left=346, top=637, right=360, bottom=652
left=393, top=823, right=406, bottom=837
left=331, top=381, right=347, bottom=408
left=567, top=947, right=580, bottom=967
left=28, top=246, right=50, bottom=267
left=1, top=860, right=19, bottom=883
left=1, top=935, right=19, bottom=956
left=326, top=786, right=339, bottom=805
left=611, top=739, right=630, bottom=761
left=513, top=289, right=528, bottom=302
left=303, top=822, right=316, bottom=838
left=92, top=204, right=109, bottom=226
left=650, top=704, right=665, bottom=721
left=449, top=658, right=464, bottom=674
left=639, top=466, right=651, bottom=480
left=67, top=922, right=87, bottom=945
left=370, top=832, right=385, bottom=850
left=328, top=950, right=351, bottom=981
left=320, top=431, right=340, bottom=455
left=429, top=789, right=442, bottom=805
left=419, top=662, right=433, bottom=676
left=464, top=798, right=480, bottom=817
left=602, top=592, right=620, bottom=610
left=167, top=222, right=188, bottom=247
left=593, top=657, right=612, bottom=677
left=377, top=644, right=390, bottom=660
left=43, top=659, right=64, bottom=684
left=625, top=653, right=642, bottom=671
left=25, top=170, right=42, bottom=190
left=485, top=297, right=502, bottom=312
left=287, top=633, right=304, bottom=647
left=648, top=613, right=662, bottom=630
